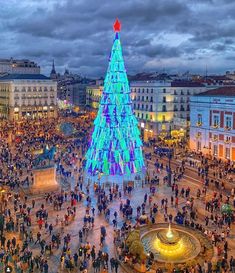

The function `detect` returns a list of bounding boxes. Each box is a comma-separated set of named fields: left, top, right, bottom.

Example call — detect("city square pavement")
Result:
left=2, top=155, right=233, bottom=273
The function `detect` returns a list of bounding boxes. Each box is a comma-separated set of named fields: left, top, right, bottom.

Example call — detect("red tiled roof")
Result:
left=171, top=81, right=205, bottom=87
left=207, top=75, right=230, bottom=81
left=196, top=86, right=235, bottom=96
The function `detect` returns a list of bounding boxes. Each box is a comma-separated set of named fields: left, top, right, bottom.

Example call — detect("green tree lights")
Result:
left=85, top=19, right=145, bottom=178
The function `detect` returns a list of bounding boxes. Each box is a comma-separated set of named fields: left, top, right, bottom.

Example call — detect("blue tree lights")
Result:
left=85, top=19, right=145, bottom=178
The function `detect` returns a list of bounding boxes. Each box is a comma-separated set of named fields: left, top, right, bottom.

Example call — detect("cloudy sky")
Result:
left=1, top=0, right=235, bottom=77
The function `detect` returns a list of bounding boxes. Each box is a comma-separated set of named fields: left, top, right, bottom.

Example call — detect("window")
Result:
left=225, top=136, right=231, bottom=143
left=197, top=141, right=201, bottom=151
left=150, top=97, right=153, bottom=102
left=181, top=90, right=184, bottom=95
left=196, top=132, right=202, bottom=138
left=213, top=115, right=219, bottom=127
left=163, top=88, right=166, bottom=93
left=146, top=88, right=149, bottom=93
left=141, top=113, right=144, bottom=119
left=225, top=147, right=230, bottom=159
left=197, top=114, right=202, bottom=125
left=146, top=114, right=148, bottom=119
left=163, top=96, right=166, bottom=103
left=142, top=96, right=144, bottom=101
left=174, top=90, right=177, bottom=95
left=150, top=105, right=153, bottom=112
left=225, top=116, right=232, bottom=129
left=151, top=89, right=153, bottom=93
left=137, top=113, right=140, bottom=117
left=142, top=89, right=144, bottom=93
left=213, top=134, right=218, bottom=141
left=138, top=88, right=140, bottom=93
left=133, top=104, right=136, bottom=109
left=162, top=105, right=166, bottom=112
left=162, top=115, right=166, bottom=122
left=150, top=115, right=153, bottom=120
left=213, top=145, right=218, bottom=156
left=146, top=105, right=148, bottom=110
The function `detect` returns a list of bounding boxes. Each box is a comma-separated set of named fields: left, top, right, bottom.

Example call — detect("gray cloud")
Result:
left=0, top=0, right=235, bottom=76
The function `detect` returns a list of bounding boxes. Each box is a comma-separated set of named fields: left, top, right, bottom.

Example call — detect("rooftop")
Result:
left=128, top=72, right=171, bottom=81
left=0, top=74, right=49, bottom=80
left=171, top=81, right=205, bottom=87
left=195, top=86, right=235, bottom=97
left=206, top=75, right=231, bottom=81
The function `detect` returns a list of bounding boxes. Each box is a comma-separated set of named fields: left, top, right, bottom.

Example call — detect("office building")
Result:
left=190, top=86, right=235, bottom=161
left=0, top=58, right=40, bottom=74
left=0, top=74, right=57, bottom=120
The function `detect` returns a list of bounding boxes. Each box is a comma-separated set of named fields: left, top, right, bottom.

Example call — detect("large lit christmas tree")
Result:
left=85, top=19, right=145, bottom=181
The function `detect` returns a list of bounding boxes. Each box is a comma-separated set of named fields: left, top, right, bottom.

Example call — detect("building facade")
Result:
left=0, top=58, right=40, bottom=74
left=86, top=85, right=103, bottom=109
left=0, top=74, right=57, bottom=121
left=130, top=80, right=207, bottom=140
left=190, top=87, right=235, bottom=161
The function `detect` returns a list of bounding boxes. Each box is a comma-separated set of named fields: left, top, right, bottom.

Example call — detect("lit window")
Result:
left=197, top=141, right=201, bottom=151
left=213, top=145, right=218, bottom=156
left=225, top=147, right=230, bottom=159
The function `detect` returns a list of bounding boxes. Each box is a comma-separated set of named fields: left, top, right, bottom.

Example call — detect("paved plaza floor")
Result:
left=2, top=159, right=234, bottom=273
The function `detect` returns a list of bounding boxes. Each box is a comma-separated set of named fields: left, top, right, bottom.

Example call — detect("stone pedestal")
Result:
left=31, top=166, right=60, bottom=194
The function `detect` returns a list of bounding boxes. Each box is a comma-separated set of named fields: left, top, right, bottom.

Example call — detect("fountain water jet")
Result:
left=141, top=224, right=202, bottom=263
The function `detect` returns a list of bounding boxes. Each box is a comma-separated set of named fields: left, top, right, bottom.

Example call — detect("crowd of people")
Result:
left=0, top=114, right=234, bottom=273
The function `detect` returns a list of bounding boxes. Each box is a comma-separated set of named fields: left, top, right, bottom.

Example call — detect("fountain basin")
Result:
left=141, top=226, right=201, bottom=263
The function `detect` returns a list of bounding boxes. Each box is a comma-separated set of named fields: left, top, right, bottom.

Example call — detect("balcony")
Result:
left=211, top=124, right=219, bottom=129
left=196, top=122, right=202, bottom=127
left=212, top=136, right=218, bottom=142
left=224, top=126, right=232, bottom=131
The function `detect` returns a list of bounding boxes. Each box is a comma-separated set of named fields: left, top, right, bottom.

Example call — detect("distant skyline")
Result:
left=1, top=0, right=235, bottom=77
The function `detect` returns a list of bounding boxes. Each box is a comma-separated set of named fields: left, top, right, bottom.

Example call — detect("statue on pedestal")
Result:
left=33, top=146, right=56, bottom=168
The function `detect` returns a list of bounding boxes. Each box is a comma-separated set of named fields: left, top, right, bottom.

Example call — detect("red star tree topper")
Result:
left=113, top=18, right=121, bottom=32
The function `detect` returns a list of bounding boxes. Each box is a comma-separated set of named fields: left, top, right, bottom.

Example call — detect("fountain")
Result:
left=141, top=223, right=202, bottom=263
